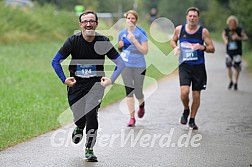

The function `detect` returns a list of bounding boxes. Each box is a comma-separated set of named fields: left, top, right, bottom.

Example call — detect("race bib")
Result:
left=75, top=64, right=97, bottom=78
left=228, top=42, right=238, bottom=50
left=180, top=42, right=198, bottom=61
left=121, top=50, right=130, bottom=62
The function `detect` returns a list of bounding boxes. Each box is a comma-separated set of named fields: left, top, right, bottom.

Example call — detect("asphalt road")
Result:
left=1, top=41, right=252, bottom=167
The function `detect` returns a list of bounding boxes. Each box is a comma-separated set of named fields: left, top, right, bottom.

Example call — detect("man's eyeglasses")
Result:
left=80, top=20, right=97, bottom=24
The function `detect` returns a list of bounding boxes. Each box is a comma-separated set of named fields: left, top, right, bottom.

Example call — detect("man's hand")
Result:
left=100, top=77, right=112, bottom=87
left=64, top=77, right=76, bottom=87
left=191, top=43, right=204, bottom=50
left=173, top=46, right=180, bottom=56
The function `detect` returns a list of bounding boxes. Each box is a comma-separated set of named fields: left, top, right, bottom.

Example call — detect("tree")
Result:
left=157, top=0, right=210, bottom=26
left=229, top=0, right=252, bottom=45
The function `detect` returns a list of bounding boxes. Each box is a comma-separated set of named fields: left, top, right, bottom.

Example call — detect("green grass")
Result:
left=0, top=2, right=77, bottom=44
left=243, top=49, right=252, bottom=73
left=0, top=42, right=68, bottom=150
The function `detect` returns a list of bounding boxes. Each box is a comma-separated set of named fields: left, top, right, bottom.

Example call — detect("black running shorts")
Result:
left=179, top=63, right=207, bottom=91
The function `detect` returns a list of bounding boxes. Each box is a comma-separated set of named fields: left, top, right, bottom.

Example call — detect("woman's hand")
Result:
left=127, top=32, right=136, bottom=43
left=118, top=40, right=124, bottom=51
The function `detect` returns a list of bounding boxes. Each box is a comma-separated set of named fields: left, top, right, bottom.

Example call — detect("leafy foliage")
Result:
left=0, top=2, right=77, bottom=43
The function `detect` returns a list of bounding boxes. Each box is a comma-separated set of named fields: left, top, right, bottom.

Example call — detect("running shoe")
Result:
left=179, top=109, right=190, bottom=125
left=72, top=126, right=83, bottom=144
left=85, top=148, right=98, bottom=162
left=234, top=83, right=238, bottom=90
left=228, top=81, right=233, bottom=89
left=180, top=115, right=188, bottom=125
left=189, top=122, right=198, bottom=130
left=137, top=107, right=145, bottom=118
left=127, top=117, right=136, bottom=127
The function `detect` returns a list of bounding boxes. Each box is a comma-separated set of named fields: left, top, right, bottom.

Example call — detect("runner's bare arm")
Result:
left=128, top=32, right=148, bottom=55
left=132, top=41, right=148, bottom=55
left=240, top=30, right=248, bottom=41
left=202, top=28, right=215, bottom=53
left=221, top=31, right=228, bottom=45
left=170, top=26, right=182, bottom=49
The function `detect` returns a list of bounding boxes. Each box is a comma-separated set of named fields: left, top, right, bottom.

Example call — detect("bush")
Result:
left=0, top=2, right=78, bottom=43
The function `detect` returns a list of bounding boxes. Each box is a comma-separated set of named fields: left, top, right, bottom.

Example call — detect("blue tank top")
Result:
left=118, top=26, right=148, bottom=67
left=179, top=25, right=205, bottom=65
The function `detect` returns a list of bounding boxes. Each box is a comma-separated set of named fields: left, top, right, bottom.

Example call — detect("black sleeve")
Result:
left=105, top=39, right=119, bottom=59
left=94, top=36, right=119, bottom=59
left=58, top=37, right=73, bottom=59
